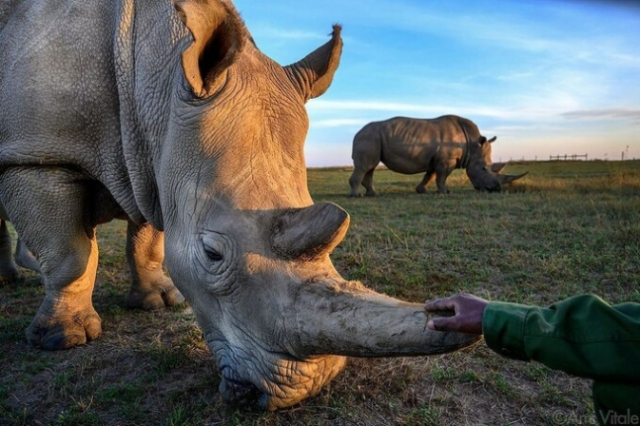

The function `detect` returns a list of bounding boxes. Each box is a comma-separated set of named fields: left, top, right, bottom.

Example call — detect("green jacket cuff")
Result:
left=483, top=302, right=532, bottom=362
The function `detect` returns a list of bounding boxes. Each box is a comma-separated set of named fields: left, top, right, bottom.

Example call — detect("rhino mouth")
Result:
left=484, top=183, right=502, bottom=193
left=219, top=367, right=262, bottom=405
left=217, top=355, right=347, bottom=410
left=209, top=332, right=347, bottom=410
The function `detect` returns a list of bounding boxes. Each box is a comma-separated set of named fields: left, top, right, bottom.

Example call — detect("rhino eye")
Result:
left=202, top=234, right=227, bottom=263
left=204, top=246, right=223, bottom=262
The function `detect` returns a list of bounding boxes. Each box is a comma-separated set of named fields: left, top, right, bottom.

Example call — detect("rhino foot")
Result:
left=0, top=257, right=22, bottom=284
left=27, top=306, right=102, bottom=350
left=125, top=276, right=185, bottom=311
left=0, top=268, right=23, bottom=285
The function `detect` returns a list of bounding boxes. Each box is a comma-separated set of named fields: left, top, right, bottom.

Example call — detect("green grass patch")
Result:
left=1, top=160, right=638, bottom=424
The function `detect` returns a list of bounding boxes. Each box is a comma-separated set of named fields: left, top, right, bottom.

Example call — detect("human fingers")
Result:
left=424, top=295, right=459, bottom=313
left=427, top=316, right=460, bottom=332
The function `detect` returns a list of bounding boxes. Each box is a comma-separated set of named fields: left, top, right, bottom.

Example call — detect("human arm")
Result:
left=425, top=293, right=640, bottom=383
left=483, top=294, right=640, bottom=382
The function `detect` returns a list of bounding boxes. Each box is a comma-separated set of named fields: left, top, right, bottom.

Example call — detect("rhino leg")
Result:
left=0, top=168, right=102, bottom=349
left=15, top=237, right=41, bottom=274
left=0, top=219, right=21, bottom=283
left=435, top=174, right=449, bottom=194
left=348, top=167, right=377, bottom=197
left=415, top=171, right=435, bottom=194
left=435, top=163, right=456, bottom=194
left=124, top=221, right=184, bottom=310
left=348, top=169, right=363, bottom=197
left=361, top=168, right=377, bottom=196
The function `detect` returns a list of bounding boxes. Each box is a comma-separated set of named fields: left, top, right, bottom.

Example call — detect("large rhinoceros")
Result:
left=349, top=115, right=527, bottom=196
left=0, top=0, right=478, bottom=410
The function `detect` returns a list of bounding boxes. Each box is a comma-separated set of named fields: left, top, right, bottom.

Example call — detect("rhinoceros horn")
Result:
left=271, top=203, right=349, bottom=260
left=498, top=171, right=528, bottom=185
left=271, top=203, right=480, bottom=359
left=491, top=162, right=506, bottom=173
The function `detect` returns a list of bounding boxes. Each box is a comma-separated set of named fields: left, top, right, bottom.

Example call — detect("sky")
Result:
left=234, top=0, right=640, bottom=166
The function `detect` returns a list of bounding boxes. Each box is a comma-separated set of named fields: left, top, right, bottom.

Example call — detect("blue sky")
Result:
left=234, top=0, right=640, bottom=166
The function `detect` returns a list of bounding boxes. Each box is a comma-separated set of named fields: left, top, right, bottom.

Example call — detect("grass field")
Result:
left=1, top=160, right=639, bottom=425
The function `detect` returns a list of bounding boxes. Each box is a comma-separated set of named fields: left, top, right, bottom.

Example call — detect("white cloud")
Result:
left=249, top=25, right=329, bottom=42
left=308, top=99, right=552, bottom=121
left=310, top=119, right=369, bottom=129
left=560, top=108, right=640, bottom=122
left=309, top=99, right=447, bottom=114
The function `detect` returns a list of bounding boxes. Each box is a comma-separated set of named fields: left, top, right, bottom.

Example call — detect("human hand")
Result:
left=424, top=293, right=489, bottom=334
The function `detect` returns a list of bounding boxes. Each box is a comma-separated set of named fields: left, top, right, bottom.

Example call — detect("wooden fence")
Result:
left=549, top=154, right=588, bottom=161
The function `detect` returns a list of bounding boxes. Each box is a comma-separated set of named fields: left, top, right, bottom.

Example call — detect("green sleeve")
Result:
left=482, top=294, right=640, bottom=383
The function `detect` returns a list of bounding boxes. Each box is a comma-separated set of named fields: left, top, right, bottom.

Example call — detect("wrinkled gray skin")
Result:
left=349, top=115, right=527, bottom=196
left=0, top=0, right=479, bottom=410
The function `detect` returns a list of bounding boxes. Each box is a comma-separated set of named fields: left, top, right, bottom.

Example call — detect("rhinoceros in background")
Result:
left=349, top=115, right=527, bottom=196
left=0, top=0, right=478, bottom=410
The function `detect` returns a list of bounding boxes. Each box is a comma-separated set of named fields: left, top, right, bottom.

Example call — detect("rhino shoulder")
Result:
left=0, top=0, right=22, bottom=28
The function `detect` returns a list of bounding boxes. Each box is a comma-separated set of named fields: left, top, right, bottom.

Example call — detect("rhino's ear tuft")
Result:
left=284, top=25, right=343, bottom=102
left=271, top=203, right=350, bottom=261
left=487, top=136, right=497, bottom=143
left=175, top=0, right=246, bottom=98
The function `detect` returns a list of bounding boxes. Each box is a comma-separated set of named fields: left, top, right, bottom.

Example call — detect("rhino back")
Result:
left=0, top=1, right=122, bottom=170
left=2, top=1, right=121, bottom=140
left=364, top=115, right=470, bottom=174
left=0, top=0, right=21, bottom=29
left=0, top=0, right=180, bottom=223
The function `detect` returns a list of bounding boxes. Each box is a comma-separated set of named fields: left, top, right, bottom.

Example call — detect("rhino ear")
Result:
left=479, top=136, right=497, bottom=145
left=284, top=25, right=343, bottom=102
left=272, top=203, right=350, bottom=261
left=174, top=0, right=246, bottom=98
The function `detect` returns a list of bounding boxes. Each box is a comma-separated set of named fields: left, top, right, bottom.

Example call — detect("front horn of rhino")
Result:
left=497, top=171, right=528, bottom=186
left=270, top=203, right=480, bottom=396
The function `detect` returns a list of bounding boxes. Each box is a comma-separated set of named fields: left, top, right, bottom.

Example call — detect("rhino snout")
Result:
left=485, top=182, right=502, bottom=193
left=472, top=180, right=501, bottom=192
left=209, top=334, right=347, bottom=410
